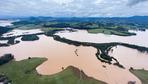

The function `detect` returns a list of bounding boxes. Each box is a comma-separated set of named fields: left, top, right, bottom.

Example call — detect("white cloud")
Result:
left=0, top=0, right=148, bottom=17
left=53, top=0, right=73, bottom=4
left=127, top=0, right=148, bottom=6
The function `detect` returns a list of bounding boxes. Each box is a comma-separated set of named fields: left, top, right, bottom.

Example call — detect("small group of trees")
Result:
left=21, top=35, right=39, bottom=41
left=0, top=54, right=14, bottom=65
left=0, top=54, right=14, bottom=83
left=0, top=37, right=20, bottom=47
left=7, top=37, right=20, bottom=45
left=0, top=26, right=13, bottom=36
left=0, top=74, right=11, bottom=84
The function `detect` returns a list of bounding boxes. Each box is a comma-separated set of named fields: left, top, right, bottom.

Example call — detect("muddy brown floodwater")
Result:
left=0, top=35, right=141, bottom=84
left=109, top=45, right=148, bottom=70
left=56, top=30, right=148, bottom=47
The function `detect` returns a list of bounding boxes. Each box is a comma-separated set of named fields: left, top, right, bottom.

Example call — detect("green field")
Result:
left=41, top=27, right=64, bottom=32
left=0, top=58, right=106, bottom=84
left=11, top=19, right=139, bottom=36
left=87, top=29, right=136, bottom=36
left=130, top=69, right=148, bottom=84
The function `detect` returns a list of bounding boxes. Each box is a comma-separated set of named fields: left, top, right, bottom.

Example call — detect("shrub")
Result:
left=21, top=35, right=39, bottom=41
left=0, top=54, right=14, bottom=65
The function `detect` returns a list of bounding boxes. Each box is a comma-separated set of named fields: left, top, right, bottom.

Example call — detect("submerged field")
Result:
left=0, top=34, right=143, bottom=84
left=1, top=20, right=148, bottom=84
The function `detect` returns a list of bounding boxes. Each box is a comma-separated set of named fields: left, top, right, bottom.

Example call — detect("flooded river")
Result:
left=0, top=34, right=141, bottom=84
left=56, top=29, right=148, bottom=70
left=1, top=19, right=148, bottom=83
left=1, top=28, right=148, bottom=84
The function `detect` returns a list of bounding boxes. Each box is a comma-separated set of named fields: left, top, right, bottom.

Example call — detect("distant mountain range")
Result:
left=1, top=16, right=148, bottom=25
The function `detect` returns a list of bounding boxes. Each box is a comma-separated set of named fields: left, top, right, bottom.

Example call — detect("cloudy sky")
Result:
left=0, top=0, right=148, bottom=17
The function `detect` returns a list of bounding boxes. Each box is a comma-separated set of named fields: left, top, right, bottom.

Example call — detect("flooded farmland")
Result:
left=0, top=34, right=142, bottom=84
left=56, top=30, right=148, bottom=47
left=109, top=45, right=148, bottom=70
left=1, top=22, right=148, bottom=83
left=0, top=20, right=13, bottom=27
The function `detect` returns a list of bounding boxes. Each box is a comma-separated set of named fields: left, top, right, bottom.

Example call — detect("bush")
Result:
left=0, top=26, right=13, bottom=35
left=21, top=35, right=39, bottom=41
left=0, top=54, right=14, bottom=65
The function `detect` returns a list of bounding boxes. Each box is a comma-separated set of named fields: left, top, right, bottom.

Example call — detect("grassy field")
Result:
left=87, top=29, right=109, bottom=34
left=41, top=27, right=64, bottom=32
left=0, top=58, right=106, bottom=84
left=11, top=19, right=138, bottom=36
left=130, top=69, right=148, bottom=84
left=87, top=29, right=136, bottom=36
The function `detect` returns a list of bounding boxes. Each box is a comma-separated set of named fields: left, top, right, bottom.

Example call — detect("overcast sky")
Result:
left=0, top=0, right=148, bottom=17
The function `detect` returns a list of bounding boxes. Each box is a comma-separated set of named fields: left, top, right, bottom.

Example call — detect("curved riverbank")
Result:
left=0, top=57, right=106, bottom=84
left=0, top=35, right=142, bottom=84
left=56, top=30, right=148, bottom=47
left=109, top=45, right=148, bottom=70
